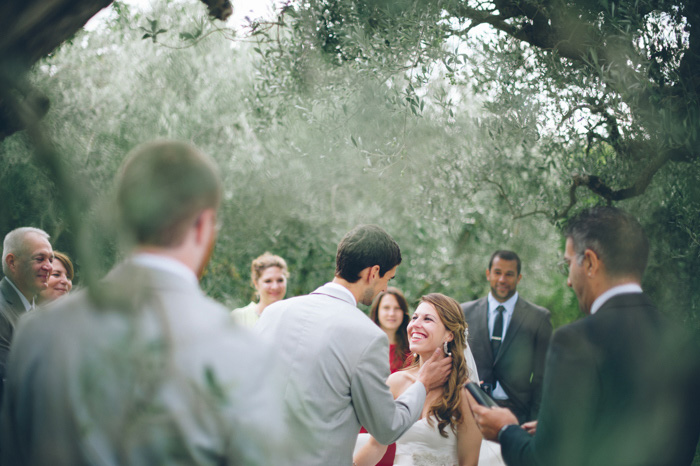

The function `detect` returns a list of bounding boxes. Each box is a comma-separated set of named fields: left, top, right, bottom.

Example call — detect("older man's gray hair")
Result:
left=2, top=227, right=50, bottom=275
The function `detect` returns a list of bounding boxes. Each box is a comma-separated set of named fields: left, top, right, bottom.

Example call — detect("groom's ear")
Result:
left=367, top=265, right=381, bottom=281
left=358, top=266, right=378, bottom=283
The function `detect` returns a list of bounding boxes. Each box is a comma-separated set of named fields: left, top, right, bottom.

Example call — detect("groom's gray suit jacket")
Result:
left=256, top=283, right=426, bottom=466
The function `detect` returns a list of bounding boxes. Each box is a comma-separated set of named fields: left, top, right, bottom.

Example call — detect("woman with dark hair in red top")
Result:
left=370, top=287, right=412, bottom=373
left=360, top=287, right=412, bottom=465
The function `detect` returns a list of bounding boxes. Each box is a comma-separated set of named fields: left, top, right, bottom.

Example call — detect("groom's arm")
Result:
left=351, top=336, right=426, bottom=445
left=352, top=341, right=452, bottom=445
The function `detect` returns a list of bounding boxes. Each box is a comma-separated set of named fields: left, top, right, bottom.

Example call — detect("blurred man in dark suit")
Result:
left=470, top=206, right=700, bottom=466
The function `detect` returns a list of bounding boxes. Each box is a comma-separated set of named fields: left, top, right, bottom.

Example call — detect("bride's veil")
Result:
left=464, top=328, right=480, bottom=383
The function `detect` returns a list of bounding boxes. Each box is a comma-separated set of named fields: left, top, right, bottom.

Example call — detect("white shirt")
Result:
left=325, top=282, right=357, bottom=307
left=5, top=277, right=32, bottom=311
left=590, top=283, right=643, bottom=315
left=130, top=253, right=199, bottom=287
left=487, top=291, right=518, bottom=339
left=487, top=291, right=519, bottom=400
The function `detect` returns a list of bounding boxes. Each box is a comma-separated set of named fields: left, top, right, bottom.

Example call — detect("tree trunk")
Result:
left=0, top=0, right=113, bottom=69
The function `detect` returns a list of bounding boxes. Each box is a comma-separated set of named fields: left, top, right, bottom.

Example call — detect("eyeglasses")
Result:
left=556, top=260, right=569, bottom=276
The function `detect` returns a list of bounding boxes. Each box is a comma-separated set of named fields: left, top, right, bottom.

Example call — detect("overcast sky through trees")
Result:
left=86, top=0, right=276, bottom=31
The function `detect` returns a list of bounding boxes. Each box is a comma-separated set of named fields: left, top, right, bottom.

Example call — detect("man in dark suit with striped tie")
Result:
left=462, top=250, right=552, bottom=424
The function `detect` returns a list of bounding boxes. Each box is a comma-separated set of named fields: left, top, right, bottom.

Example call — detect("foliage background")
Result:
left=0, top=1, right=697, bottom=463
left=1, top=0, right=698, bottom=337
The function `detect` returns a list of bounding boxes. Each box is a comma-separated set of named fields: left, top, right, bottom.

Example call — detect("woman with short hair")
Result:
left=231, top=252, right=288, bottom=326
left=38, top=251, right=74, bottom=303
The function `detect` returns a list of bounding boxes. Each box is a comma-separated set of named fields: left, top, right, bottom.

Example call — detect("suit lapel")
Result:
left=470, top=298, right=494, bottom=362
left=0, top=277, right=27, bottom=324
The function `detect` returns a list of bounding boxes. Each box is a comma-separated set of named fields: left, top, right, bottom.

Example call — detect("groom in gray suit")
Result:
left=257, top=224, right=452, bottom=466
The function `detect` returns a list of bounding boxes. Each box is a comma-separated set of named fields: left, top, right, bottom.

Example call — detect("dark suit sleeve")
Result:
left=529, top=311, right=552, bottom=420
left=0, top=282, right=25, bottom=405
left=501, top=324, right=598, bottom=466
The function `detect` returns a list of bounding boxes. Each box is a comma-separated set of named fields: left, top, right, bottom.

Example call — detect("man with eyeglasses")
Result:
left=469, top=207, right=700, bottom=466
left=0, top=227, right=53, bottom=403
left=462, top=250, right=552, bottom=425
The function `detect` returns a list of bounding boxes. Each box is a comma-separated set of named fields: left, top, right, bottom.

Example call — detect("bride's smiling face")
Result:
left=407, top=302, right=453, bottom=356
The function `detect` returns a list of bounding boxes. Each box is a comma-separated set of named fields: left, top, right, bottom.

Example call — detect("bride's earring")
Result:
left=443, top=341, right=451, bottom=356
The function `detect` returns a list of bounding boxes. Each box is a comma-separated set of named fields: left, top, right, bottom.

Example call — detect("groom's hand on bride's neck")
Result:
left=417, top=348, right=453, bottom=391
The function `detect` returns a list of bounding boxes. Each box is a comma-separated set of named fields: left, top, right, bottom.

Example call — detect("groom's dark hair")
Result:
left=335, top=225, right=401, bottom=283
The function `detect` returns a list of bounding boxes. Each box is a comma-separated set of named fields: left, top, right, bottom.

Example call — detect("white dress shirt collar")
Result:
left=591, top=283, right=642, bottom=315
left=486, top=291, right=518, bottom=340
left=487, top=291, right=519, bottom=316
left=324, top=282, right=357, bottom=307
left=5, top=277, right=32, bottom=311
left=130, top=253, right=199, bottom=287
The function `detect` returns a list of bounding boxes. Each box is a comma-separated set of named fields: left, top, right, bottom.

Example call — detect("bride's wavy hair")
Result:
left=408, top=293, right=469, bottom=437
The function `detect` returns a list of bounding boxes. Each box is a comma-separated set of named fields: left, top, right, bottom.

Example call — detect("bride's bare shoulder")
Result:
left=387, top=369, right=418, bottom=397
left=388, top=369, right=417, bottom=384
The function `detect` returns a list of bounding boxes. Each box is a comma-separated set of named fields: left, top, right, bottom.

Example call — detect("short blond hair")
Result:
left=250, top=252, right=288, bottom=287
left=116, top=140, right=221, bottom=247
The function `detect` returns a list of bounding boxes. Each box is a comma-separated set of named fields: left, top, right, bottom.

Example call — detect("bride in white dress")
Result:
left=354, top=293, right=503, bottom=466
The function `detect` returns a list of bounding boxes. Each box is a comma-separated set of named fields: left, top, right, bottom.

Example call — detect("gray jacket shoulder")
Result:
left=515, top=296, right=552, bottom=319
left=0, top=278, right=23, bottom=313
left=461, top=296, right=487, bottom=314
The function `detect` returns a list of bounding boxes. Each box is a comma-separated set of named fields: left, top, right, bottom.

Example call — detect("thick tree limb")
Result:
left=199, top=0, right=232, bottom=21
left=557, top=149, right=673, bottom=218
left=448, top=0, right=699, bottom=217
left=0, top=88, right=50, bottom=140
left=0, top=0, right=231, bottom=140
left=0, top=0, right=113, bottom=68
left=0, top=0, right=231, bottom=68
